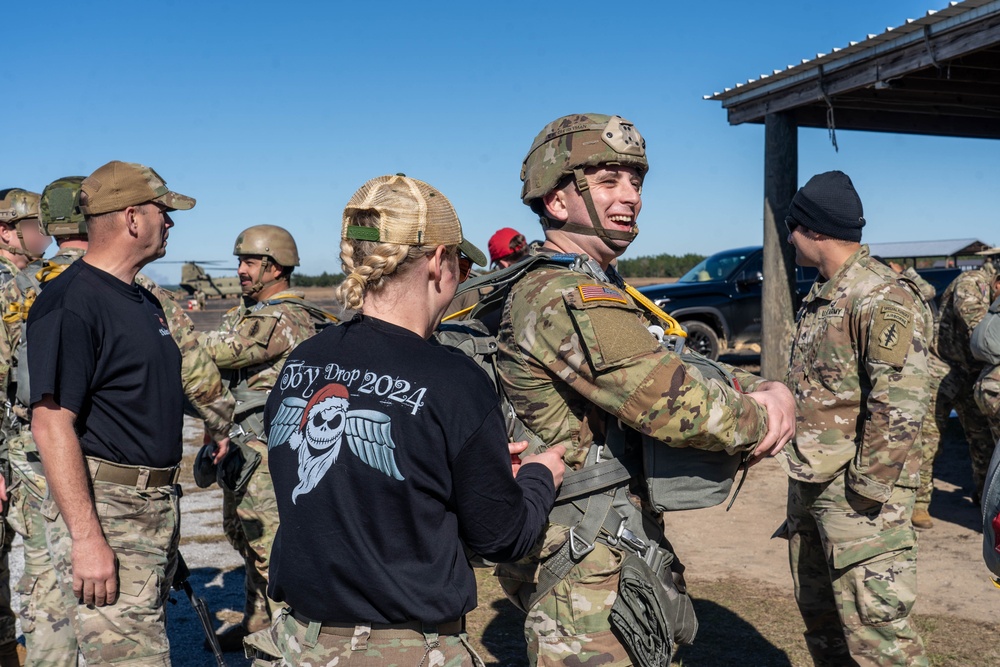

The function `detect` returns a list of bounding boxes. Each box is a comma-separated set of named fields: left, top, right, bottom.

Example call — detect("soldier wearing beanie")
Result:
left=779, top=171, right=933, bottom=665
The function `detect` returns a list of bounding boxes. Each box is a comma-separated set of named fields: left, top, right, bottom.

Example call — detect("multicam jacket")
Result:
left=199, top=290, right=318, bottom=393
left=782, top=245, right=931, bottom=502
left=938, top=262, right=997, bottom=370
left=133, top=274, right=235, bottom=442
left=497, top=264, right=770, bottom=471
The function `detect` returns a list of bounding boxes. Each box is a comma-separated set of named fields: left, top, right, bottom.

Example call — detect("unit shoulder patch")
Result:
left=869, top=302, right=913, bottom=368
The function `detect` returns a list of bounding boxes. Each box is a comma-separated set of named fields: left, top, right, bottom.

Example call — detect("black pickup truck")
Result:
left=637, top=246, right=960, bottom=360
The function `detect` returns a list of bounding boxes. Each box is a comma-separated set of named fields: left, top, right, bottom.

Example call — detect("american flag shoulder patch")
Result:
left=578, top=284, right=628, bottom=304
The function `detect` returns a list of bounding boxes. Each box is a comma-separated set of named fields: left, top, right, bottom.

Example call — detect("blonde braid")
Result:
left=337, top=239, right=424, bottom=311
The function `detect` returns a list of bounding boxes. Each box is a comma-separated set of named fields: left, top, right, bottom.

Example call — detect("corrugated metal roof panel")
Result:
left=707, top=0, right=1000, bottom=103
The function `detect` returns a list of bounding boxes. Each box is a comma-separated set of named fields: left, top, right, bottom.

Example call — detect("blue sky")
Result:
left=5, top=0, right=996, bottom=284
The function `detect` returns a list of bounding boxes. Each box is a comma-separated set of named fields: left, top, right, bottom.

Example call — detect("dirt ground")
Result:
left=157, top=295, right=999, bottom=666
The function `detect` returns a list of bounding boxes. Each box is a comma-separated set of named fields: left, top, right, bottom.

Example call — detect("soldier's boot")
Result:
left=911, top=507, right=934, bottom=530
left=0, top=640, right=25, bottom=667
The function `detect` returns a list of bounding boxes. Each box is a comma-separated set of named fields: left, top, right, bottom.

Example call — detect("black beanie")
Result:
left=786, top=171, right=865, bottom=242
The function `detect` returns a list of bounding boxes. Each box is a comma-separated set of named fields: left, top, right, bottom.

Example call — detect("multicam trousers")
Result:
left=45, top=478, right=180, bottom=666
left=222, top=438, right=280, bottom=632
left=244, top=607, right=483, bottom=666
left=783, top=476, right=926, bottom=667
left=5, top=429, right=76, bottom=666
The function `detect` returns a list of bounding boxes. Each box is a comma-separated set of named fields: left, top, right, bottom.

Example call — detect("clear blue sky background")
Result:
left=5, top=0, right=996, bottom=284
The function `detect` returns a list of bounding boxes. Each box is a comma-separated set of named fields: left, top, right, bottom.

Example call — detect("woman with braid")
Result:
left=244, top=174, right=565, bottom=665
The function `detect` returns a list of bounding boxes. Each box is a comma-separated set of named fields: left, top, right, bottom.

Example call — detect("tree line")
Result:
left=616, top=252, right=705, bottom=279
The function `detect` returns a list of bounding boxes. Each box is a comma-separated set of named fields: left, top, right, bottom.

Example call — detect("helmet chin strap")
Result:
left=0, top=223, right=43, bottom=261
left=245, top=256, right=284, bottom=297
left=539, top=168, right=638, bottom=253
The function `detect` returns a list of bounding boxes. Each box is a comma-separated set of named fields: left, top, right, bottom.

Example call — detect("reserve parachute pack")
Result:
left=221, top=293, right=338, bottom=493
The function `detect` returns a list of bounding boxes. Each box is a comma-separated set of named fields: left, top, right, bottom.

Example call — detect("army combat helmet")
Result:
left=40, top=177, right=88, bottom=238
left=0, top=188, right=47, bottom=260
left=233, top=224, right=300, bottom=295
left=520, top=113, right=647, bottom=250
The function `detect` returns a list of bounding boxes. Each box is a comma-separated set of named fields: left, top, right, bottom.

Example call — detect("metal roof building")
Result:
left=868, top=238, right=990, bottom=258
left=706, top=0, right=1000, bottom=378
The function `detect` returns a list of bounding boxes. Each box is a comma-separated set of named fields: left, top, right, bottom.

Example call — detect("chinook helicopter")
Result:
left=173, top=261, right=242, bottom=299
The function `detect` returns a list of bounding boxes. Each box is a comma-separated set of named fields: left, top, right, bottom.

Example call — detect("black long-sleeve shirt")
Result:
left=264, top=315, right=555, bottom=624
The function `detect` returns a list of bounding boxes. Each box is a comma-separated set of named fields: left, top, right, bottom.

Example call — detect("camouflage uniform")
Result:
left=0, top=248, right=86, bottom=666
left=971, top=296, right=1000, bottom=442
left=495, top=262, right=770, bottom=666
left=780, top=246, right=931, bottom=666
left=936, top=262, right=998, bottom=497
left=0, top=248, right=234, bottom=666
left=899, top=267, right=950, bottom=519
left=0, top=255, right=19, bottom=656
left=199, top=292, right=318, bottom=632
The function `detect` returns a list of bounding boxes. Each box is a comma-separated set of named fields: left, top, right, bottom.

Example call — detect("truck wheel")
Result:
left=682, top=321, right=720, bottom=361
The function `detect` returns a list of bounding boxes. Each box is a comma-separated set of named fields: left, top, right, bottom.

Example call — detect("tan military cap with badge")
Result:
left=81, top=160, right=196, bottom=216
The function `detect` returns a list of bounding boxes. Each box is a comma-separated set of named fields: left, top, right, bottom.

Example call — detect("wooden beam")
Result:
left=749, top=106, right=1000, bottom=140
left=761, top=113, right=798, bottom=381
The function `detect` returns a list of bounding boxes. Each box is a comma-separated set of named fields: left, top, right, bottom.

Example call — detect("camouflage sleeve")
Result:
left=512, top=272, right=769, bottom=455
left=847, top=286, right=930, bottom=502
left=727, top=366, right=769, bottom=393
left=953, top=274, right=992, bottom=338
left=138, top=277, right=235, bottom=441
left=199, top=304, right=313, bottom=371
left=0, top=282, right=19, bottom=392
left=902, top=266, right=937, bottom=303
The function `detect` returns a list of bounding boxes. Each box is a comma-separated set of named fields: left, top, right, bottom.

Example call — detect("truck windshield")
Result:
left=677, top=250, right=754, bottom=283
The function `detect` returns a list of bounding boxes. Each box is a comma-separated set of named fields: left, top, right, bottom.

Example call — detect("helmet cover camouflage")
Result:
left=0, top=189, right=42, bottom=225
left=40, top=177, right=88, bottom=237
left=520, top=114, right=647, bottom=205
left=233, top=224, right=300, bottom=267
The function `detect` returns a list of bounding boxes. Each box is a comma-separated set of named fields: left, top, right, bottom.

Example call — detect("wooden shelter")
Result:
left=707, top=0, right=1000, bottom=379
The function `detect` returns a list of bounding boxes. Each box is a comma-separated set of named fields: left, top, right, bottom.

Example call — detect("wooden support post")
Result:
left=761, top=113, right=798, bottom=380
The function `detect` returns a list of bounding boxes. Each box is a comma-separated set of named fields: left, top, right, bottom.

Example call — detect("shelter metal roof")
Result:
left=707, top=0, right=1000, bottom=139
left=867, top=238, right=991, bottom=258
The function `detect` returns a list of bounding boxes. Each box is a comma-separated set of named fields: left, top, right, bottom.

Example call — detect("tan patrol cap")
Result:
left=343, top=174, right=486, bottom=266
left=81, top=160, right=196, bottom=216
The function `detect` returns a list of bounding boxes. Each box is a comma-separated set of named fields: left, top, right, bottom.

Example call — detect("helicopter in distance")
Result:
left=168, top=261, right=243, bottom=299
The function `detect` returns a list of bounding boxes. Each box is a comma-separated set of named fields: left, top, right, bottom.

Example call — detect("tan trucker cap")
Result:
left=342, top=174, right=486, bottom=267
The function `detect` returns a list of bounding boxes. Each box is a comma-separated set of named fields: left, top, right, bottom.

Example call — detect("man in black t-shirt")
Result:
left=28, top=160, right=195, bottom=666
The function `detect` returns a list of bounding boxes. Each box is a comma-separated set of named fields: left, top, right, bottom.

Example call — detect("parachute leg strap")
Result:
left=529, top=490, right=617, bottom=610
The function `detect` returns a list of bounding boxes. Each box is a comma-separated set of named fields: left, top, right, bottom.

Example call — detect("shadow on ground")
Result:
left=930, top=417, right=982, bottom=533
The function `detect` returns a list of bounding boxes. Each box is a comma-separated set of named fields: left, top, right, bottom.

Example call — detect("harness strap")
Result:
left=529, top=489, right=615, bottom=610
left=555, top=457, right=631, bottom=502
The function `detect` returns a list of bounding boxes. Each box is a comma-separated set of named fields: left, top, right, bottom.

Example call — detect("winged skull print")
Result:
left=269, top=383, right=404, bottom=502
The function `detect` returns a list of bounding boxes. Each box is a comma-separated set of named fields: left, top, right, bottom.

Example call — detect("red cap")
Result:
left=488, top=228, right=527, bottom=266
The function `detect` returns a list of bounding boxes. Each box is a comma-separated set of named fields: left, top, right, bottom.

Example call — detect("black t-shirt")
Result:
left=264, top=315, right=555, bottom=624
left=27, top=260, right=184, bottom=468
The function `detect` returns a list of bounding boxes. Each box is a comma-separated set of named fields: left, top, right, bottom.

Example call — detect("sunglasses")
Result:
left=784, top=218, right=800, bottom=235
left=458, top=254, right=473, bottom=283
